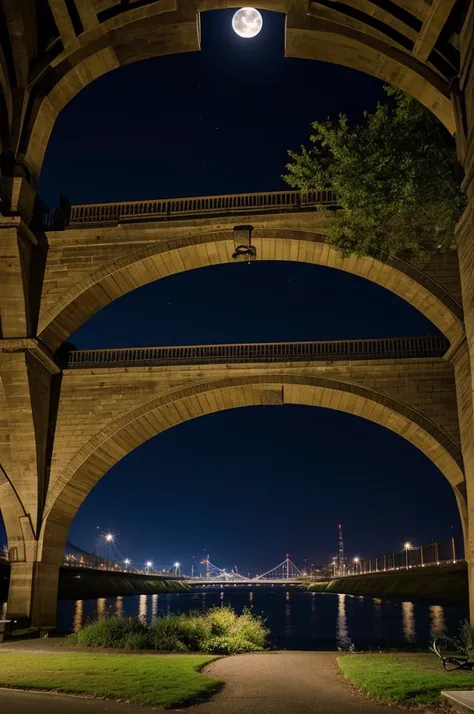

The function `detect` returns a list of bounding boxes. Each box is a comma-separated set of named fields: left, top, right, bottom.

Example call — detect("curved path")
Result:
left=0, top=651, right=400, bottom=713
left=191, top=652, right=398, bottom=713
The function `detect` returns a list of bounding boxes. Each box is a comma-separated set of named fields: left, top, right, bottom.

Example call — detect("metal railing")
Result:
left=66, top=335, right=448, bottom=369
left=39, top=189, right=338, bottom=228
left=340, top=537, right=464, bottom=577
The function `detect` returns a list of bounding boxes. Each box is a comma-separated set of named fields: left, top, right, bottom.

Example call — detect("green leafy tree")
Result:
left=283, top=86, right=466, bottom=259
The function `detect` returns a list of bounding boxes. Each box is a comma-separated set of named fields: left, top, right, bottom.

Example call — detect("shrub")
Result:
left=67, top=617, right=148, bottom=648
left=68, top=607, right=268, bottom=654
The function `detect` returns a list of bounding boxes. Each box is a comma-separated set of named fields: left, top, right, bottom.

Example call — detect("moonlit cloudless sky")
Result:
left=0, top=10, right=461, bottom=573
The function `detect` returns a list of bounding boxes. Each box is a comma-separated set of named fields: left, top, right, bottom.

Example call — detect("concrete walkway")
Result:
left=0, top=651, right=402, bottom=714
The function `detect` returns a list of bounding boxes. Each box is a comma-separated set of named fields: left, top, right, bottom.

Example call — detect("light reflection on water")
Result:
left=402, top=601, right=416, bottom=643
left=97, top=598, right=106, bottom=618
left=337, top=594, right=350, bottom=649
left=55, top=589, right=467, bottom=650
left=73, top=600, right=83, bottom=632
left=430, top=604, right=446, bottom=635
left=285, top=591, right=291, bottom=635
left=138, top=594, right=147, bottom=624
left=151, top=594, right=158, bottom=621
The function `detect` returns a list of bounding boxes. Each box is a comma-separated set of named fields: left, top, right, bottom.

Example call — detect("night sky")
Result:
left=0, top=10, right=461, bottom=573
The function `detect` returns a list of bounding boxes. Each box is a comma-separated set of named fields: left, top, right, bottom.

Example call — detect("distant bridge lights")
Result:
left=146, top=561, right=153, bottom=573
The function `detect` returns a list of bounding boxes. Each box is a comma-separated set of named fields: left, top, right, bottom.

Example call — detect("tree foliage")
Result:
left=283, top=87, right=466, bottom=259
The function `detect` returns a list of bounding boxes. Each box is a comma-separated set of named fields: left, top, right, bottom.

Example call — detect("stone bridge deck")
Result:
left=66, top=335, right=449, bottom=369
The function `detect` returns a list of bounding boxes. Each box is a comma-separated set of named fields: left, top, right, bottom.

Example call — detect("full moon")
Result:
left=232, top=8, right=263, bottom=38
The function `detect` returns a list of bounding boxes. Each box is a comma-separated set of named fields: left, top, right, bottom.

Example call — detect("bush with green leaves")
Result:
left=68, top=616, right=149, bottom=648
left=67, top=606, right=268, bottom=654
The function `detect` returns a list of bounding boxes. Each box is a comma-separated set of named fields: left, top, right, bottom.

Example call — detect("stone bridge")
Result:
left=29, top=189, right=465, bottom=350
left=1, top=334, right=461, bottom=625
left=2, top=0, right=474, bottom=628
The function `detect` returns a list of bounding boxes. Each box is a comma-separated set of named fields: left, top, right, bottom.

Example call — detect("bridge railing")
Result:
left=39, top=189, right=338, bottom=228
left=66, top=335, right=448, bottom=369
left=341, top=537, right=463, bottom=577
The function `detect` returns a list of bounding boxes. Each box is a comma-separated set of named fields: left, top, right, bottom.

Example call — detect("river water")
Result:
left=54, top=587, right=467, bottom=650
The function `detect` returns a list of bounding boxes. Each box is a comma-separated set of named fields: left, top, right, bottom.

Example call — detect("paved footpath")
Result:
left=0, top=651, right=402, bottom=714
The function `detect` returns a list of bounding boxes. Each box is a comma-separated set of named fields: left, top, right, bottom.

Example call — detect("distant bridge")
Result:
left=188, top=557, right=304, bottom=585
left=59, top=538, right=464, bottom=584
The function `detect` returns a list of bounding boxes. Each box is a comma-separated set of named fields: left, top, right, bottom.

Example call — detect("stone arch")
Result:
left=38, top=230, right=463, bottom=352
left=17, top=1, right=456, bottom=184
left=39, top=373, right=465, bottom=566
left=0, top=478, right=32, bottom=563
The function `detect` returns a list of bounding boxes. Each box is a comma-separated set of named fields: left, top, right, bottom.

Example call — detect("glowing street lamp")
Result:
left=105, top=533, right=114, bottom=542
left=146, top=561, right=153, bottom=574
left=174, top=561, right=181, bottom=576
left=353, top=556, right=360, bottom=574
left=124, top=558, right=130, bottom=570
left=404, top=542, right=411, bottom=569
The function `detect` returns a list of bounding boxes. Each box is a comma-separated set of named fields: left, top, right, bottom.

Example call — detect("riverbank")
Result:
left=0, top=649, right=220, bottom=707
left=307, top=563, right=467, bottom=601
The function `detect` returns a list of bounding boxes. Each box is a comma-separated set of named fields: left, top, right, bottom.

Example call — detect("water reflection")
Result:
left=151, top=594, right=158, bottom=621
left=285, top=592, right=291, bottom=635
left=56, top=590, right=467, bottom=651
left=97, top=598, right=106, bottom=619
left=430, top=605, right=446, bottom=635
left=138, top=594, right=147, bottom=624
left=373, top=598, right=382, bottom=641
left=402, top=601, right=416, bottom=643
left=73, top=600, right=83, bottom=632
left=337, top=594, right=350, bottom=649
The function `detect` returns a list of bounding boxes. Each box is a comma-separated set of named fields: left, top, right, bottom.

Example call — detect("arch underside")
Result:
left=39, top=373, right=464, bottom=565
left=38, top=231, right=463, bottom=352
left=17, top=1, right=456, bottom=182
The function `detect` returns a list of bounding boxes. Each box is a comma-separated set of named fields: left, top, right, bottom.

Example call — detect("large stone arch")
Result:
left=39, top=373, right=465, bottom=567
left=38, top=230, right=464, bottom=352
left=0, top=0, right=458, bottom=201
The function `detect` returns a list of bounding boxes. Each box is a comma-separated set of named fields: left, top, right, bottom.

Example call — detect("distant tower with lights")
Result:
left=338, top=524, right=345, bottom=575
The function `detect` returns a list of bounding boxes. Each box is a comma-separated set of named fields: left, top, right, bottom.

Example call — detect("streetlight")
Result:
left=124, top=558, right=130, bottom=571
left=105, top=533, right=114, bottom=542
left=404, top=542, right=411, bottom=569
left=353, top=557, right=360, bottom=575
left=174, top=561, right=181, bottom=576
left=146, top=560, right=153, bottom=574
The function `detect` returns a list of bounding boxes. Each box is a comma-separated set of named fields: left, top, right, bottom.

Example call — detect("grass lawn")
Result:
left=338, top=653, right=474, bottom=706
left=0, top=651, right=221, bottom=707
